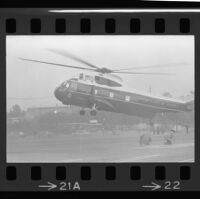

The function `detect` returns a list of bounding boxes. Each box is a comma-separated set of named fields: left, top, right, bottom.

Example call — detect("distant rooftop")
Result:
left=27, top=105, right=78, bottom=111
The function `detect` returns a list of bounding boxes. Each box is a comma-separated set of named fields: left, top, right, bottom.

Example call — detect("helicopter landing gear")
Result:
left=90, top=104, right=97, bottom=116
left=80, top=108, right=85, bottom=116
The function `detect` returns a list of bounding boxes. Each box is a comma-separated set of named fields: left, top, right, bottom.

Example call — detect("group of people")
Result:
left=139, top=129, right=176, bottom=146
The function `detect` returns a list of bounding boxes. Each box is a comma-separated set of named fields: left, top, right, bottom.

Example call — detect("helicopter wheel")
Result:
left=80, top=109, right=85, bottom=116
left=90, top=109, right=97, bottom=116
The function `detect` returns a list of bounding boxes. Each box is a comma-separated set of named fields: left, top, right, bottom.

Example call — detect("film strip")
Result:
left=0, top=7, right=199, bottom=192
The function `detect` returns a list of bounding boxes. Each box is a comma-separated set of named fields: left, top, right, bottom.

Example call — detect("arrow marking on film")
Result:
left=142, top=182, right=161, bottom=191
left=38, top=182, right=57, bottom=190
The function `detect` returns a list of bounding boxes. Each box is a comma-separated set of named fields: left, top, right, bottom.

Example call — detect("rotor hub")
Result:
left=97, top=68, right=113, bottom=74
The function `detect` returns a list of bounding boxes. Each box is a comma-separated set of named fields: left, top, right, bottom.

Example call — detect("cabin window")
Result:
left=70, top=81, right=78, bottom=91
left=114, top=92, right=125, bottom=100
left=77, top=83, right=92, bottom=93
left=125, top=96, right=130, bottom=102
left=96, top=88, right=109, bottom=97
left=109, top=92, right=114, bottom=98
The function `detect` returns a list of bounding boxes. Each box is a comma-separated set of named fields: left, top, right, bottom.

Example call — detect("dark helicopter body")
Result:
left=54, top=75, right=193, bottom=118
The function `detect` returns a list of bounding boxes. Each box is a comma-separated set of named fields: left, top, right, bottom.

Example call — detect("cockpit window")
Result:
left=61, top=81, right=70, bottom=88
left=65, top=83, right=69, bottom=88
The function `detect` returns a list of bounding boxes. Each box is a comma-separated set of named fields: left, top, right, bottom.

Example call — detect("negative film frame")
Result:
left=0, top=4, right=199, bottom=192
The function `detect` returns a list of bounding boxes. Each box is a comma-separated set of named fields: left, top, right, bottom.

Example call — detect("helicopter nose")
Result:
left=54, top=86, right=63, bottom=101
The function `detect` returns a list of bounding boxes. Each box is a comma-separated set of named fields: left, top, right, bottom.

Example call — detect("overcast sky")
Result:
left=6, top=35, right=194, bottom=110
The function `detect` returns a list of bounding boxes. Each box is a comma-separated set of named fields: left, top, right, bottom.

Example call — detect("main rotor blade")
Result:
left=47, top=48, right=100, bottom=70
left=19, top=58, right=96, bottom=71
left=112, top=71, right=173, bottom=75
left=113, top=63, right=189, bottom=72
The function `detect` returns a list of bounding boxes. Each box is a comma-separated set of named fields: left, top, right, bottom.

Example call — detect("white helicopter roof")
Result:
left=72, top=72, right=186, bottom=104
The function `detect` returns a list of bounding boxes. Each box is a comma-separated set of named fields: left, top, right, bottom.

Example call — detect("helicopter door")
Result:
left=77, top=82, right=92, bottom=95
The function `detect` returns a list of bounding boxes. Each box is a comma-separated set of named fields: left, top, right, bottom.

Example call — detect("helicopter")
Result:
left=20, top=48, right=194, bottom=118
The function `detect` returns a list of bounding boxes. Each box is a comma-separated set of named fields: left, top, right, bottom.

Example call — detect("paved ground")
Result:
left=7, top=130, right=194, bottom=162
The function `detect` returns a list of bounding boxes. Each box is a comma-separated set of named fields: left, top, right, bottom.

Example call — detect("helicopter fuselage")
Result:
left=54, top=78, right=193, bottom=118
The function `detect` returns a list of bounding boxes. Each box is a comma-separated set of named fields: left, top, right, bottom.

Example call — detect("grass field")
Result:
left=7, top=129, right=194, bottom=163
